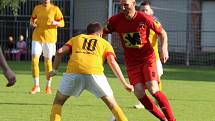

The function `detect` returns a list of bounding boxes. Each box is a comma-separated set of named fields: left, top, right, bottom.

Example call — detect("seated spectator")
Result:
left=16, top=35, right=27, bottom=60
left=4, top=35, right=16, bottom=60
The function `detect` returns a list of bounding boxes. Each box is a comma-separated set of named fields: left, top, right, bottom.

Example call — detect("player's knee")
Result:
left=53, top=91, right=69, bottom=105
left=146, top=80, right=160, bottom=95
left=44, top=56, right=53, bottom=60
left=101, top=96, right=116, bottom=109
left=134, top=84, right=145, bottom=98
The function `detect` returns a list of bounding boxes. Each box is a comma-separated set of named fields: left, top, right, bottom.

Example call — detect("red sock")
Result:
left=153, top=91, right=176, bottom=121
left=139, top=94, right=166, bottom=120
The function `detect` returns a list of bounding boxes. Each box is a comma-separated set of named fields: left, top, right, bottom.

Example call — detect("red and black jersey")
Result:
left=105, top=11, right=163, bottom=68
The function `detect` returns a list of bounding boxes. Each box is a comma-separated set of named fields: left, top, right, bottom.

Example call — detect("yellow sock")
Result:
left=111, top=105, right=128, bottom=121
left=50, top=104, right=62, bottom=121
left=32, top=56, right=39, bottom=78
left=45, top=59, right=52, bottom=80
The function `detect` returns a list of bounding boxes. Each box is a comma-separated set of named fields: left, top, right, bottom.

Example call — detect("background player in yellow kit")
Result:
left=30, top=0, right=64, bottom=94
left=49, top=22, right=133, bottom=121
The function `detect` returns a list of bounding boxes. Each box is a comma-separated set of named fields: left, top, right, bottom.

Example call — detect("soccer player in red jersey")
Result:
left=104, top=0, right=176, bottom=121
left=134, top=0, right=164, bottom=109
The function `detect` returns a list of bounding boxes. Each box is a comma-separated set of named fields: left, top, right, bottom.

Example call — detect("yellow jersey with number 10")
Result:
left=65, top=34, right=115, bottom=75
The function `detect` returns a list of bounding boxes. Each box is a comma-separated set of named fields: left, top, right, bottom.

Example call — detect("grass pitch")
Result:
left=0, top=61, right=215, bottom=121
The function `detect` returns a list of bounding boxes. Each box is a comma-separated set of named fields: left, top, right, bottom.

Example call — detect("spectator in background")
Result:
left=0, top=46, right=16, bottom=87
left=4, top=35, right=16, bottom=60
left=16, top=34, right=27, bottom=61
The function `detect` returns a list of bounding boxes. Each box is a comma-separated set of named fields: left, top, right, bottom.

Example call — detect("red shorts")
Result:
left=126, top=59, right=159, bottom=88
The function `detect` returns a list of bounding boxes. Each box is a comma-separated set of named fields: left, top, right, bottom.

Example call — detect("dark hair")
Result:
left=140, top=0, right=151, bottom=6
left=87, top=22, right=103, bottom=34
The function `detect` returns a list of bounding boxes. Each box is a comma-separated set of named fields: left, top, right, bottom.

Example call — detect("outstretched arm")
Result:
left=0, top=46, right=16, bottom=87
left=49, top=45, right=70, bottom=77
left=107, top=54, right=133, bottom=92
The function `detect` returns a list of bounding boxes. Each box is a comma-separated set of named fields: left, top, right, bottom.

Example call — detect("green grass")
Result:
left=0, top=61, right=215, bottom=121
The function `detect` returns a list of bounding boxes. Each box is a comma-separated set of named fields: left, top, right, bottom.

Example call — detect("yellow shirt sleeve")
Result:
left=55, top=6, right=65, bottom=27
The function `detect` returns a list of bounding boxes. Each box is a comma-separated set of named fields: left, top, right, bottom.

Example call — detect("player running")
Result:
left=104, top=0, right=176, bottom=120
left=30, top=0, right=64, bottom=94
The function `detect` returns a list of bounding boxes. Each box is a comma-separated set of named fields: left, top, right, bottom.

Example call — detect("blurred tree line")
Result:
left=0, top=0, right=26, bottom=15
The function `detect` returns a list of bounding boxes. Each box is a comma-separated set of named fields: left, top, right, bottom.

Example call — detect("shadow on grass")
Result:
left=0, top=102, right=51, bottom=106
left=168, top=98, right=215, bottom=102
left=0, top=102, right=103, bottom=107
left=7, top=61, right=215, bottom=82
left=162, top=66, right=215, bottom=82
left=6, top=61, right=67, bottom=74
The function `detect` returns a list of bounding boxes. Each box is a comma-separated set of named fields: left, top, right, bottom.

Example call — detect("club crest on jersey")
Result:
left=122, top=32, right=143, bottom=48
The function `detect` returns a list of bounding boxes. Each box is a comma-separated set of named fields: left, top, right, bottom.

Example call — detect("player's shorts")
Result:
left=58, top=73, right=113, bottom=98
left=157, top=59, right=163, bottom=77
left=31, top=41, right=56, bottom=59
left=126, top=59, right=159, bottom=87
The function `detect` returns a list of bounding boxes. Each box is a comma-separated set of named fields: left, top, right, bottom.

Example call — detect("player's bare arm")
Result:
left=49, top=46, right=70, bottom=77
left=159, top=29, right=169, bottom=63
left=49, top=19, right=64, bottom=27
left=107, top=54, right=134, bottom=92
left=0, top=47, right=16, bottom=87
left=30, top=21, right=37, bottom=28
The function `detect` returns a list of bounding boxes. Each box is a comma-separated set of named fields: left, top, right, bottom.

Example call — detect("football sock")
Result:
left=153, top=91, right=175, bottom=121
left=50, top=104, right=62, bottom=121
left=139, top=94, right=166, bottom=120
left=46, top=80, right=52, bottom=87
left=32, top=56, right=39, bottom=79
left=44, top=59, right=52, bottom=81
left=34, top=77, right=39, bottom=86
left=111, top=105, right=128, bottom=121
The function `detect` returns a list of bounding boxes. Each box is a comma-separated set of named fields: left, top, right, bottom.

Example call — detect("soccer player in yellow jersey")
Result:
left=30, top=0, right=64, bottom=94
left=49, top=22, right=133, bottom=121
left=134, top=0, right=164, bottom=109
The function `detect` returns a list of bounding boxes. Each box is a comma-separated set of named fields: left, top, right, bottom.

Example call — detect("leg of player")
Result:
left=146, top=81, right=176, bottom=121
left=31, top=41, right=43, bottom=94
left=44, top=43, right=56, bottom=94
left=101, top=96, right=128, bottom=121
left=134, top=83, right=167, bottom=120
left=31, top=54, right=40, bottom=94
left=50, top=91, right=70, bottom=121
left=44, top=57, right=53, bottom=94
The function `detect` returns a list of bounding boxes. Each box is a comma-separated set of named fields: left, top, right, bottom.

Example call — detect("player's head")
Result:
left=42, top=0, right=51, bottom=4
left=139, top=0, right=154, bottom=15
left=120, top=0, right=136, bottom=15
left=87, top=22, right=103, bottom=37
